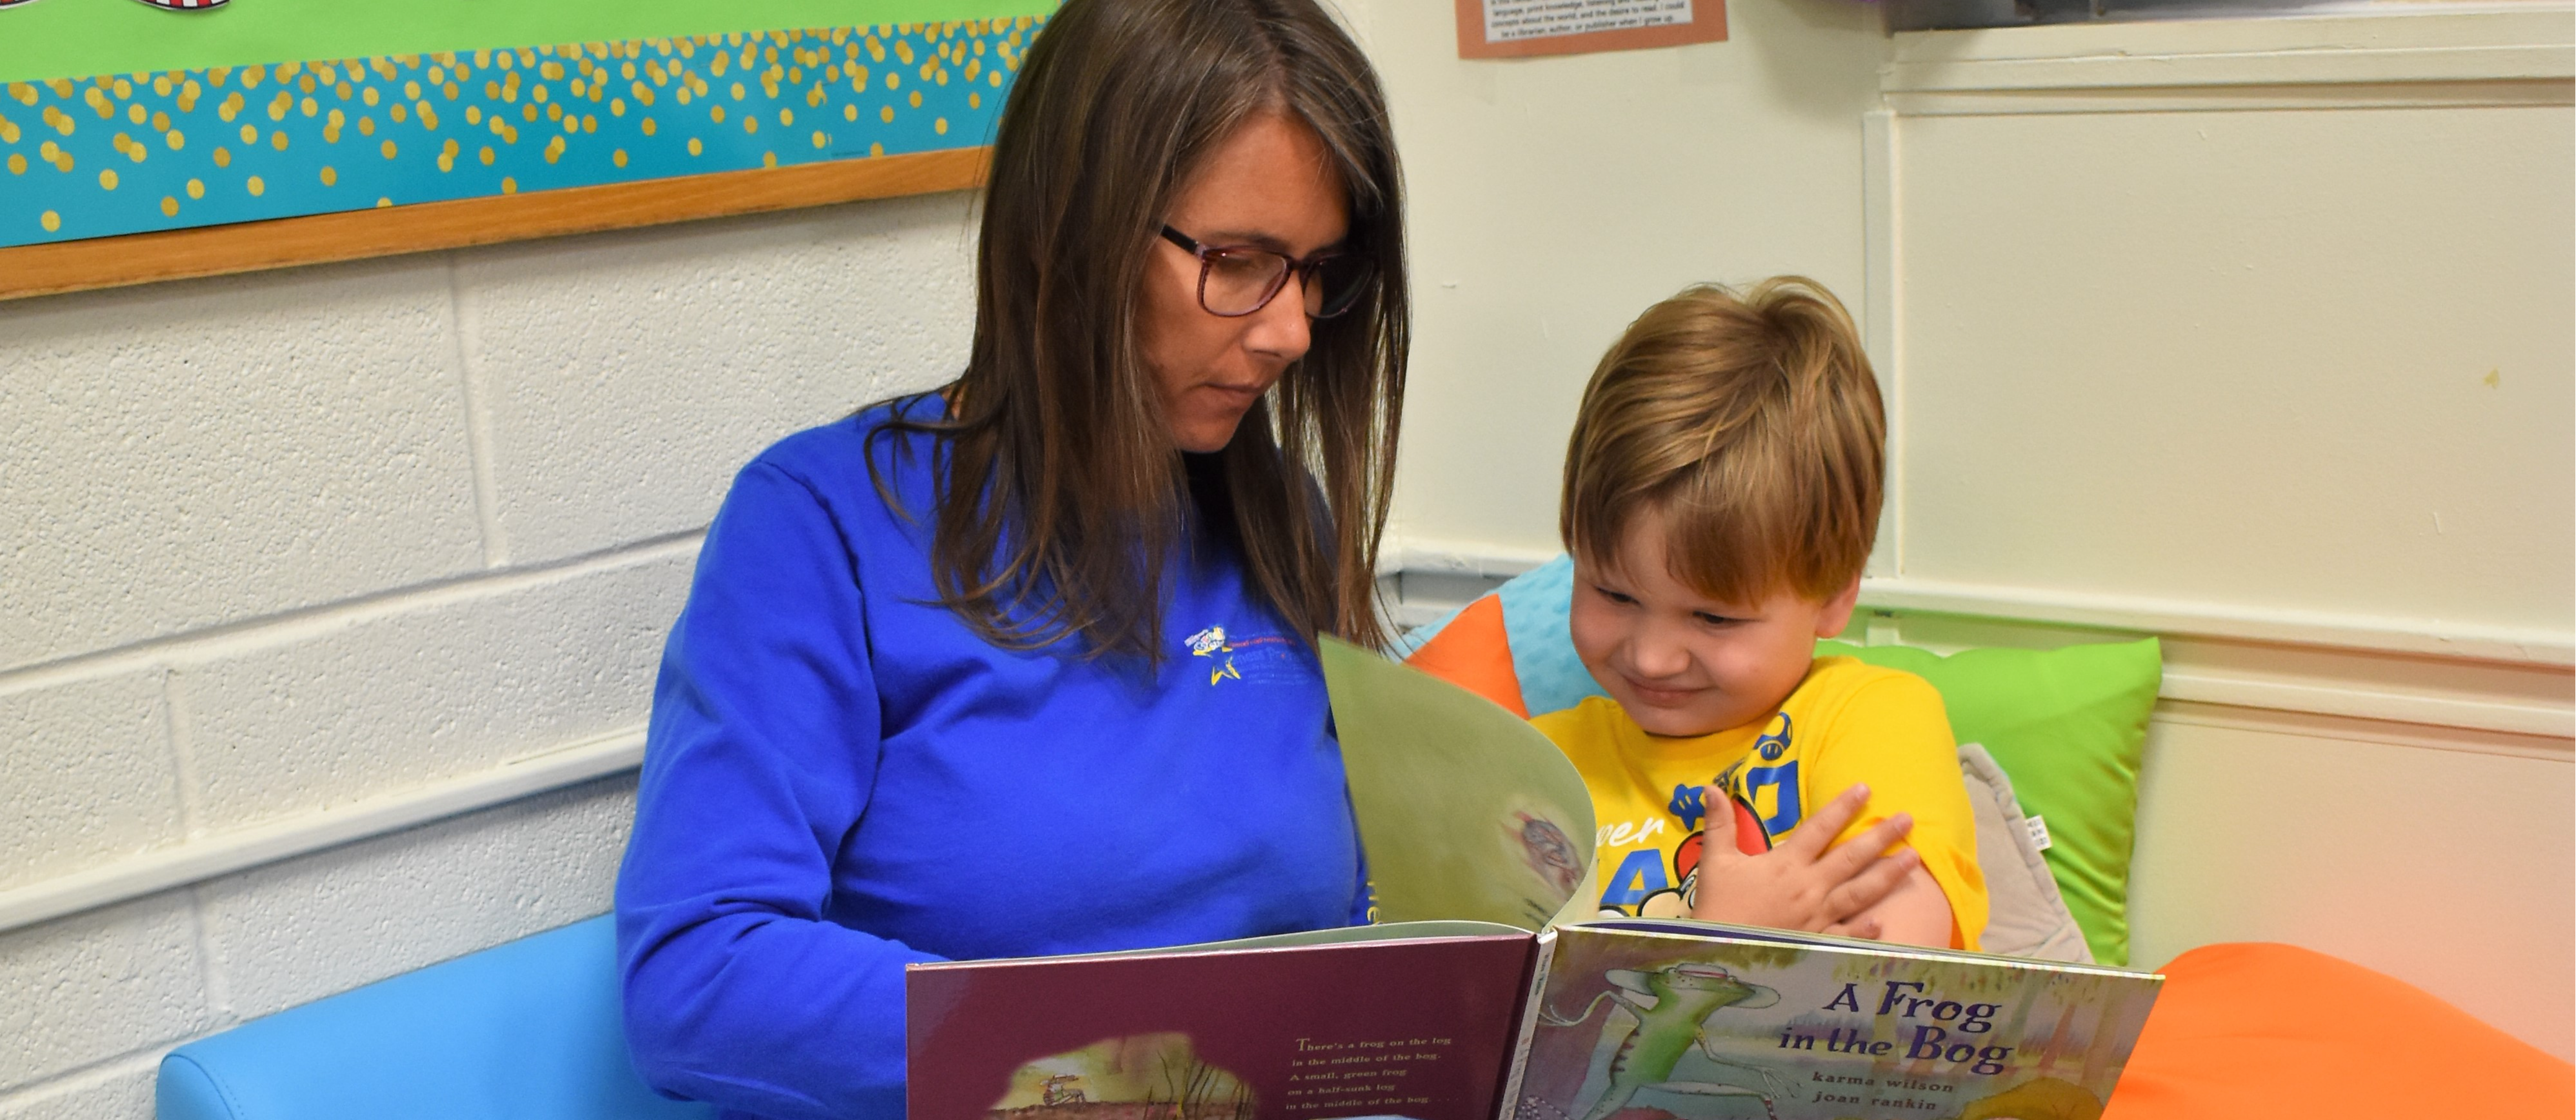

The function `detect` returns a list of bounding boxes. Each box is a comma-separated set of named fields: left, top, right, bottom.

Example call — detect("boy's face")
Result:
left=1568, top=506, right=1862, bottom=738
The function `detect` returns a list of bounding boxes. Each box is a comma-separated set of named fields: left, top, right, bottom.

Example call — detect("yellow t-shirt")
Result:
left=1533, top=656, right=1989, bottom=950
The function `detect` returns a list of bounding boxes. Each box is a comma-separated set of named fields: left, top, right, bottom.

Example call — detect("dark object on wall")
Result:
left=1887, top=0, right=2344, bottom=32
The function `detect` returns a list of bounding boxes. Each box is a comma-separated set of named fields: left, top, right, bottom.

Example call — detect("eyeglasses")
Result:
left=1158, top=225, right=1374, bottom=319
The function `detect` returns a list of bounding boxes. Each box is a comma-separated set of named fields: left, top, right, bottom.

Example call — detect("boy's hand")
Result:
left=1688, top=783, right=1919, bottom=939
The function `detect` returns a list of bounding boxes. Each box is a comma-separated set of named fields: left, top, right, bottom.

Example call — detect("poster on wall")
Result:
left=0, top=0, right=1050, bottom=252
left=1453, top=0, right=1725, bottom=59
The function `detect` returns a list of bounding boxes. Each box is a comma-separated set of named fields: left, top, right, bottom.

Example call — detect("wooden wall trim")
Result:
left=0, top=146, right=991, bottom=303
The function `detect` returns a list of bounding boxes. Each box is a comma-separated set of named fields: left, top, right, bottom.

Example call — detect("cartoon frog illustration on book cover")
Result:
left=1529, top=960, right=1795, bottom=1120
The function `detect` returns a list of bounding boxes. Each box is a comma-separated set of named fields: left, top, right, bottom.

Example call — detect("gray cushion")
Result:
left=1961, top=742, right=2093, bottom=963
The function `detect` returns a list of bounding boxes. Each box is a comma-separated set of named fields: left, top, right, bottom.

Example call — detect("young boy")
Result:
left=1540, top=277, right=1985, bottom=950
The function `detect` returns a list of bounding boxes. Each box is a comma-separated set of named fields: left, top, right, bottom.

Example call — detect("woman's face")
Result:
left=1141, top=111, right=1350, bottom=454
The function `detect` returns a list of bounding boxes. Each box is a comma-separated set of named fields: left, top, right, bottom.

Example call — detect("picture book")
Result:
left=906, top=642, right=2161, bottom=1120
left=906, top=919, right=2161, bottom=1120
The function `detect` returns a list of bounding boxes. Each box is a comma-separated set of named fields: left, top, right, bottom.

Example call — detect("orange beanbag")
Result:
left=2106, top=942, right=2572, bottom=1119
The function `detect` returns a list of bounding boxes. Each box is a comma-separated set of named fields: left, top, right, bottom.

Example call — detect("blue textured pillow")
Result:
left=1399, top=555, right=1606, bottom=717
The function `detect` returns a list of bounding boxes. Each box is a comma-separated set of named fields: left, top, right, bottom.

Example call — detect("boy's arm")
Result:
left=1848, top=864, right=1954, bottom=947
left=1806, top=673, right=1987, bottom=950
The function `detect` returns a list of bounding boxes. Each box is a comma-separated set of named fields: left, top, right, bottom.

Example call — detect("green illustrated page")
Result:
left=1, top=0, right=1052, bottom=250
left=1321, top=637, right=1597, bottom=932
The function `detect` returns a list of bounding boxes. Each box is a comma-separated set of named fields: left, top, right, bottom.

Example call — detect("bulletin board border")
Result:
left=2, top=12, right=1039, bottom=301
left=0, top=144, right=987, bottom=302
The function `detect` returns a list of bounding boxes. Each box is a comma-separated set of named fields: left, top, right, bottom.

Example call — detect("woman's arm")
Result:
left=616, top=461, right=937, bottom=1120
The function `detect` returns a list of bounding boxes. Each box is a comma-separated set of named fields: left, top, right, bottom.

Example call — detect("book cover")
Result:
left=906, top=920, right=2161, bottom=1120
left=1513, top=923, right=2161, bottom=1120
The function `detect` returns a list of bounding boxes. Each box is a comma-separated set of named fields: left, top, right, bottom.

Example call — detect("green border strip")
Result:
left=0, top=0, right=1050, bottom=85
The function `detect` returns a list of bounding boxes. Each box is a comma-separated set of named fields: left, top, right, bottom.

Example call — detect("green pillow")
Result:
left=1816, top=637, right=2162, bottom=966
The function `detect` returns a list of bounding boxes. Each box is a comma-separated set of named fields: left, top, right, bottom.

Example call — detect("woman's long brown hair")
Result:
left=879, top=0, right=1408, bottom=661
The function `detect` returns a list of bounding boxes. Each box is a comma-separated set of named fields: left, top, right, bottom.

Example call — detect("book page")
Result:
left=1321, top=637, right=1597, bottom=930
left=908, top=932, right=1537, bottom=1120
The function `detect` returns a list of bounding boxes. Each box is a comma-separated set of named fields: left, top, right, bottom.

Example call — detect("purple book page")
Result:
left=908, top=934, right=1537, bottom=1120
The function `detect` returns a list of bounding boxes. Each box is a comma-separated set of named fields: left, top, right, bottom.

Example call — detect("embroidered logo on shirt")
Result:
left=1183, top=625, right=1301, bottom=685
left=1186, top=625, right=1239, bottom=683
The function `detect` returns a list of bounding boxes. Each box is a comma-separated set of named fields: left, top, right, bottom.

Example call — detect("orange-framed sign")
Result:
left=1453, top=0, right=1726, bottom=59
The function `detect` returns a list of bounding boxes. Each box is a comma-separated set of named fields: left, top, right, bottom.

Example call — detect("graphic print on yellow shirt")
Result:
left=1532, top=657, right=1990, bottom=950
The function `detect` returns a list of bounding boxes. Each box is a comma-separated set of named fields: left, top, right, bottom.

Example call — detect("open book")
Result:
left=906, top=641, right=2162, bottom=1120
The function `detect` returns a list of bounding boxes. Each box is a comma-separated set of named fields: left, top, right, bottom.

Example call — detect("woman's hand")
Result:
left=1687, top=783, right=1919, bottom=939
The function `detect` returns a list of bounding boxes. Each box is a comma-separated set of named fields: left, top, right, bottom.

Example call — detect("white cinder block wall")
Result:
left=9, top=3, right=2570, bottom=1114
left=0, top=190, right=979, bottom=1117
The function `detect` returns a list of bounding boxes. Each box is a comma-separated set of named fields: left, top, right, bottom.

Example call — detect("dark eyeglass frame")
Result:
left=1157, top=225, right=1371, bottom=319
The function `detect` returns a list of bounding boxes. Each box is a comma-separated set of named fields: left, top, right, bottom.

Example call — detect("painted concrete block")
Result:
left=0, top=894, right=212, bottom=1094
left=457, top=192, right=978, bottom=565
left=175, top=551, right=688, bottom=830
left=199, top=775, right=635, bottom=1021
left=0, top=1057, right=155, bottom=1120
left=0, top=261, right=486, bottom=673
left=0, top=672, right=183, bottom=892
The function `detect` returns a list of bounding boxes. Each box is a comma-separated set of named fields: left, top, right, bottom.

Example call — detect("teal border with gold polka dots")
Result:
left=2, top=19, right=1035, bottom=248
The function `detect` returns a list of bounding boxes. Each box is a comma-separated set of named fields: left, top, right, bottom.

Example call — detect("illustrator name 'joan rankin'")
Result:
left=1810, top=1087, right=1944, bottom=1110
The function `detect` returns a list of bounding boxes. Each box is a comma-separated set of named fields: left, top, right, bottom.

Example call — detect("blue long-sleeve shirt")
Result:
left=614, top=398, right=1369, bottom=1120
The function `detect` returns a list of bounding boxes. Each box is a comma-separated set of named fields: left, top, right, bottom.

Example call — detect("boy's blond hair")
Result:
left=1560, top=277, right=1884, bottom=605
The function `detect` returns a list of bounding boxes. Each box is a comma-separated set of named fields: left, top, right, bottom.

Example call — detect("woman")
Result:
left=613, top=1, right=1407, bottom=1117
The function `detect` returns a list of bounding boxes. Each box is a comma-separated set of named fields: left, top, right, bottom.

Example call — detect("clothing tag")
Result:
left=2024, top=814, right=2053, bottom=852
